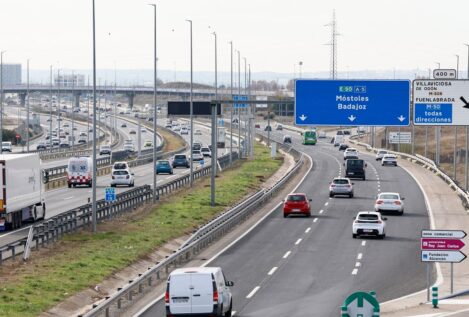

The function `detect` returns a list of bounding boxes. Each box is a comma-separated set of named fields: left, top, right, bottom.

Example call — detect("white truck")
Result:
left=0, top=154, right=46, bottom=231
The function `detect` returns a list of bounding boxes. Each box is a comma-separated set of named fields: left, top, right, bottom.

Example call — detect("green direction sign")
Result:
left=341, top=291, right=380, bottom=317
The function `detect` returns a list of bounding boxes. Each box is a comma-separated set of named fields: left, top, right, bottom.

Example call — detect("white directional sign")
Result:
left=422, top=230, right=467, bottom=239
left=389, top=132, right=411, bottom=144
left=421, top=250, right=467, bottom=263
left=433, top=69, right=457, bottom=79
left=413, top=80, right=469, bottom=125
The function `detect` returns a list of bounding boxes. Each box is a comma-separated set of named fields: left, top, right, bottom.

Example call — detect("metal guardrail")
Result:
left=348, top=135, right=469, bottom=207
left=81, top=138, right=304, bottom=317
left=0, top=151, right=239, bottom=265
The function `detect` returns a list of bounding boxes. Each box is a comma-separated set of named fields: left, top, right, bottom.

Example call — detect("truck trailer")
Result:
left=0, top=154, right=46, bottom=231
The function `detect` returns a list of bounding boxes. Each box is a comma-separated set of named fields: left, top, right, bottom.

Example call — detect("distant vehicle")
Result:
left=338, top=143, right=349, bottom=151
left=63, top=123, right=70, bottom=128
left=36, top=142, right=49, bottom=151
left=382, top=154, right=398, bottom=166
left=283, top=135, right=292, bottom=144
left=173, top=125, right=181, bottom=132
left=2, top=142, right=12, bottom=152
left=141, top=128, right=147, bottom=133
left=77, top=138, right=87, bottom=144
left=302, top=130, right=317, bottom=145
left=336, top=130, right=344, bottom=135
left=375, top=149, right=388, bottom=161
left=67, top=157, right=93, bottom=188
left=276, top=124, right=283, bottom=130
left=357, top=126, right=367, bottom=134
left=264, top=125, right=272, bottom=132
left=318, top=131, right=327, bottom=138
left=156, top=160, right=173, bottom=174
left=165, top=267, right=234, bottom=317
left=343, top=130, right=351, bottom=135
left=165, top=122, right=172, bottom=128
left=334, top=134, right=345, bottom=146
left=283, top=193, right=312, bottom=218
left=172, top=154, right=190, bottom=168
left=345, top=159, right=367, bottom=180
left=255, top=123, right=261, bottom=128
left=99, top=144, right=112, bottom=155
left=112, top=161, right=130, bottom=173
left=353, top=211, right=387, bottom=239
left=201, top=147, right=211, bottom=157
left=375, top=192, right=405, bottom=215
left=129, top=129, right=136, bottom=135
left=192, top=150, right=204, bottom=161
left=59, top=141, right=70, bottom=149
left=111, top=169, right=134, bottom=187
left=329, top=177, right=354, bottom=198
left=181, top=127, right=189, bottom=135
left=51, top=138, right=60, bottom=147
left=123, top=143, right=135, bottom=152
left=144, top=140, right=153, bottom=148
left=344, top=148, right=359, bottom=160
left=0, top=154, right=46, bottom=231
left=192, top=143, right=202, bottom=151
left=194, top=129, right=202, bottom=135
left=121, top=122, right=127, bottom=128
left=79, top=131, right=87, bottom=137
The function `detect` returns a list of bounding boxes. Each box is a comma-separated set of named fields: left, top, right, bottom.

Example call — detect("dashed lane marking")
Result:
left=246, top=286, right=260, bottom=299
left=295, top=238, right=302, bottom=245
left=267, top=267, right=278, bottom=276
left=283, top=251, right=291, bottom=259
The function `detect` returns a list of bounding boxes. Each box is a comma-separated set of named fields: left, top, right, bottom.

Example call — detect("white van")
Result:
left=334, top=134, right=345, bottom=146
left=67, top=157, right=93, bottom=188
left=165, top=267, right=234, bottom=317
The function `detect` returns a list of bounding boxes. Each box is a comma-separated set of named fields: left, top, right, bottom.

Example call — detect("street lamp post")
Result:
left=237, top=50, right=241, bottom=157
left=229, top=41, right=233, bottom=165
left=91, top=0, right=98, bottom=233
left=465, top=44, right=469, bottom=190
left=210, top=31, right=217, bottom=207
left=455, top=54, right=460, bottom=181
left=49, top=66, right=53, bottom=152
left=26, top=59, right=30, bottom=152
left=186, top=19, right=194, bottom=186
left=0, top=51, right=6, bottom=153
left=149, top=3, right=159, bottom=202
left=243, top=57, right=248, bottom=158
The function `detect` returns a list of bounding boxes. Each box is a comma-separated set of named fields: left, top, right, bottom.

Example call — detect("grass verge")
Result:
left=0, top=143, right=282, bottom=317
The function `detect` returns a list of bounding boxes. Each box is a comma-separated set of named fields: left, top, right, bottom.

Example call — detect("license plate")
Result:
left=292, top=209, right=301, bottom=212
left=384, top=201, right=393, bottom=205
left=172, top=298, right=189, bottom=303
left=363, top=229, right=373, bottom=233
left=348, top=172, right=354, bottom=175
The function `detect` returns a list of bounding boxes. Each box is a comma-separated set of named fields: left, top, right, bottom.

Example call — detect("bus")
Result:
left=303, top=130, right=317, bottom=145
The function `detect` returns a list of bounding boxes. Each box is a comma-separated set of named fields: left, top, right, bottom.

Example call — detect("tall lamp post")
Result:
left=0, top=51, right=6, bottom=153
left=465, top=44, right=469, bottom=190
left=149, top=3, right=159, bottom=202
left=229, top=41, right=233, bottom=165
left=236, top=50, right=241, bottom=157
left=49, top=66, right=53, bottom=151
left=210, top=30, right=217, bottom=207
left=91, top=0, right=98, bottom=233
left=454, top=54, right=460, bottom=180
left=186, top=19, right=194, bottom=186
left=26, top=59, right=30, bottom=152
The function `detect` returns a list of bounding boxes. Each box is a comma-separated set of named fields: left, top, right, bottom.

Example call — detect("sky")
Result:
left=1, top=0, right=469, bottom=78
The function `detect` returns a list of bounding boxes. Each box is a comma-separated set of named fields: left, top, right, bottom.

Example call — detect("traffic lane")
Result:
left=142, top=147, right=342, bottom=317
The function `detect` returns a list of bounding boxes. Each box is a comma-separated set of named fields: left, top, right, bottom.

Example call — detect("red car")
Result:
left=283, top=193, right=312, bottom=217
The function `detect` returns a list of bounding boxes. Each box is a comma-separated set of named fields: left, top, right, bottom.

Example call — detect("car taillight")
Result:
left=346, top=185, right=351, bottom=188
left=126, top=175, right=130, bottom=179
left=213, top=290, right=219, bottom=303
left=376, top=200, right=383, bottom=204
left=330, top=184, right=336, bottom=187
left=394, top=200, right=401, bottom=205
left=377, top=220, right=382, bottom=224
left=164, top=291, right=170, bottom=303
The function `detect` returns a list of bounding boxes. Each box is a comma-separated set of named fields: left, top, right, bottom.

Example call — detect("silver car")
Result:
left=329, top=177, right=354, bottom=198
left=374, top=192, right=404, bottom=215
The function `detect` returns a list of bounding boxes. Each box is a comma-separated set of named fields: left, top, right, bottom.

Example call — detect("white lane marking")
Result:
left=246, top=286, right=260, bottom=299
left=295, top=238, right=302, bottom=245
left=324, top=202, right=329, bottom=206
left=267, top=267, right=278, bottom=276
left=64, top=196, right=74, bottom=200
left=329, top=197, right=332, bottom=200
left=319, top=209, right=324, bottom=214
left=361, top=241, right=366, bottom=246
left=305, top=227, right=311, bottom=233
left=378, top=189, right=381, bottom=192
left=283, top=251, right=291, bottom=259
left=357, top=253, right=363, bottom=260
left=355, top=262, right=361, bottom=267
left=313, top=218, right=318, bottom=223
left=351, top=268, right=358, bottom=275
left=232, top=311, right=237, bottom=316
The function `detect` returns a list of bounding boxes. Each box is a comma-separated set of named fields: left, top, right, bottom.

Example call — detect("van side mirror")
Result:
left=383, top=217, right=388, bottom=221
left=402, top=197, right=405, bottom=200
left=309, top=199, right=312, bottom=201
left=343, top=163, right=345, bottom=166
left=225, top=281, right=234, bottom=287
left=42, top=171, right=50, bottom=184
left=365, top=163, right=368, bottom=167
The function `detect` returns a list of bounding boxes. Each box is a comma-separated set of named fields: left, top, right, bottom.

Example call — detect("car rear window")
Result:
left=347, top=160, right=364, bottom=167
left=113, top=163, right=127, bottom=169
left=113, top=170, right=129, bottom=176
left=358, top=214, right=378, bottom=220
left=333, top=179, right=349, bottom=185
left=380, top=194, right=399, bottom=200
left=174, top=155, right=186, bottom=159
left=158, top=161, right=169, bottom=165
left=287, top=195, right=306, bottom=201
left=201, top=148, right=209, bottom=151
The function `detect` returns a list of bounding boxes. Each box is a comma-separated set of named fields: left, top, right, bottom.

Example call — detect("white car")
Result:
left=112, top=161, right=130, bottom=173
left=123, top=144, right=135, bottom=152
left=382, top=154, right=397, bottom=166
left=173, top=125, right=181, bottom=132
left=344, top=148, right=359, bottom=160
left=191, top=150, right=204, bottom=161
left=318, top=131, right=327, bottom=138
left=201, top=147, right=211, bottom=157
left=1, top=142, right=12, bottom=152
left=195, top=129, right=202, bottom=135
left=165, top=267, right=233, bottom=317
left=375, top=192, right=405, bottom=215
left=375, top=149, right=388, bottom=161
left=352, top=211, right=387, bottom=239
left=111, top=169, right=134, bottom=187
left=181, top=127, right=189, bottom=135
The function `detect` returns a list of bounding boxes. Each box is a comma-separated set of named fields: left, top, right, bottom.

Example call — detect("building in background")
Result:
left=54, top=73, right=85, bottom=87
left=1, top=64, right=22, bottom=85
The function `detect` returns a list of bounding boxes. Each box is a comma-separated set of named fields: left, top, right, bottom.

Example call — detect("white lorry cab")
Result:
left=67, top=157, right=93, bottom=188
left=0, top=154, right=46, bottom=231
left=165, top=267, right=234, bottom=317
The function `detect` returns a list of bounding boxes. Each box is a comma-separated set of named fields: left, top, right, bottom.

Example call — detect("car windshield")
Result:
left=358, top=214, right=379, bottom=220
left=113, top=170, right=129, bottom=176
left=380, top=194, right=399, bottom=200
left=113, top=163, right=127, bottom=169
left=379, top=151, right=387, bottom=154
left=333, top=179, right=349, bottom=185
left=287, top=195, right=306, bottom=201
left=174, top=155, right=186, bottom=159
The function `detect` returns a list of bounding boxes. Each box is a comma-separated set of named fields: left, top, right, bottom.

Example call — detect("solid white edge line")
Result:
left=246, top=286, right=260, bottom=299
left=132, top=152, right=314, bottom=317
left=232, top=311, right=237, bottom=316
left=283, top=251, right=291, bottom=259
left=380, top=162, right=443, bottom=307
left=267, top=267, right=278, bottom=276
left=295, top=238, right=302, bottom=245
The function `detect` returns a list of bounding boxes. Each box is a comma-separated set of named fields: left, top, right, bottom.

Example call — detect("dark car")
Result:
left=172, top=154, right=190, bottom=168
left=192, top=143, right=202, bottom=151
left=343, top=130, right=351, bottom=135
left=264, top=125, right=272, bottom=131
left=345, top=159, right=367, bottom=180
left=339, top=143, right=349, bottom=151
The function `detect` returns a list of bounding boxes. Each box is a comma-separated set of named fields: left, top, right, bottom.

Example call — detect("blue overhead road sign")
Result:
left=295, top=80, right=410, bottom=126
left=233, top=95, right=248, bottom=108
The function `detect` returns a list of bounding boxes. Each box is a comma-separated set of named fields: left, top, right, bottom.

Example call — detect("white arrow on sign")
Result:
left=299, top=114, right=307, bottom=121
left=348, top=115, right=356, bottom=122
left=422, top=230, right=467, bottom=239
left=397, top=115, right=406, bottom=122
left=421, top=250, right=467, bottom=263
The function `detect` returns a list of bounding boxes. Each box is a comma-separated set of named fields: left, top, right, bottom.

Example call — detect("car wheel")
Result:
left=398, top=210, right=404, bottom=216
left=349, top=193, right=354, bottom=198
left=362, top=176, right=366, bottom=180
left=306, top=212, right=311, bottom=217
left=353, top=234, right=357, bottom=239
left=68, top=183, right=72, bottom=188
left=329, top=192, right=334, bottom=198
left=283, top=213, right=288, bottom=218
left=224, top=300, right=233, bottom=317
left=379, top=234, right=385, bottom=239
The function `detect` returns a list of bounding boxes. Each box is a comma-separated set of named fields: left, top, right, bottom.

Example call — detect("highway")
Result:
left=141, top=125, right=430, bottom=317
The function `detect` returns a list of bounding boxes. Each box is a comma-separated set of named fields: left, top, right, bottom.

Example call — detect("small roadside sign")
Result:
left=341, top=291, right=380, bottom=317
left=433, top=69, right=457, bottom=79
left=233, top=95, right=248, bottom=108
left=421, top=230, right=466, bottom=239
left=105, top=187, right=116, bottom=202
left=421, top=250, right=466, bottom=263
left=389, top=132, right=411, bottom=144
left=421, top=238, right=465, bottom=251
